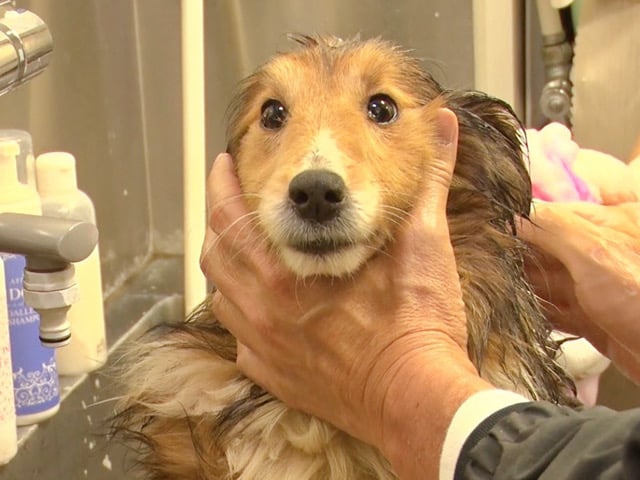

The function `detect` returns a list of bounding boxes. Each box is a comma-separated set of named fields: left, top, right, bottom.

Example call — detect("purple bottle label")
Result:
left=2, top=254, right=60, bottom=416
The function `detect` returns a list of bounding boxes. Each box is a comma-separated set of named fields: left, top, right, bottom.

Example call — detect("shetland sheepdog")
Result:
left=113, top=35, right=575, bottom=479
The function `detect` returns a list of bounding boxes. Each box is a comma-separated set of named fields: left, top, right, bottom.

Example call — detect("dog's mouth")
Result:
left=277, top=226, right=380, bottom=277
left=289, top=236, right=354, bottom=255
left=282, top=204, right=370, bottom=257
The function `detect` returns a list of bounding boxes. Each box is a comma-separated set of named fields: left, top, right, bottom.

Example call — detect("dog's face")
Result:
left=227, top=36, right=444, bottom=277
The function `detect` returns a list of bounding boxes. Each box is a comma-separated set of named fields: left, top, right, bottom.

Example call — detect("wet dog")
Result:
left=113, top=35, right=575, bottom=479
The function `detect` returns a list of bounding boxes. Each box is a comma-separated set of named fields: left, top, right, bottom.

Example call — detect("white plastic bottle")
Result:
left=0, top=130, right=36, bottom=187
left=0, top=261, right=17, bottom=464
left=0, top=140, right=60, bottom=425
left=36, top=152, right=107, bottom=375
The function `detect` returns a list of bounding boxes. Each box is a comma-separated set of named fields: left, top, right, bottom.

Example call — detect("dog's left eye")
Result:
left=261, top=99, right=289, bottom=130
left=367, top=94, right=398, bottom=124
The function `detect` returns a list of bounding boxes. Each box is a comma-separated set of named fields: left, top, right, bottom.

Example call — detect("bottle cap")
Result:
left=0, top=140, right=41, bottom=214
left=0, top=130, right=35, bottom=186
left=0, top=139, right=19, bottom=157
left=550, top=0, right=574, bottom=8
left=36, top=152, right=78, bottom=196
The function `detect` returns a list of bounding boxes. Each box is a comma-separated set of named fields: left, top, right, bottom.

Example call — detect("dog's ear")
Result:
left=225, top=71, right=264, bottom=158
left=444, top=91, right=530, bottom=229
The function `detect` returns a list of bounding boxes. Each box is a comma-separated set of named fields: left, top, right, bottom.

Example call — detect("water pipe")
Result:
left=536, top=0, right=574, bottom=126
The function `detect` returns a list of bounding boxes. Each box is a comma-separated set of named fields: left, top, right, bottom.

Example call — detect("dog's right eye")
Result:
left=367, top=94, right=398, bottom=125
left=260, top=99, right=289, bottom=130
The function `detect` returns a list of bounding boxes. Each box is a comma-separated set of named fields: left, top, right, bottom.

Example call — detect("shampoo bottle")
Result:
left=36, top=152, right=107, bottom=375
left=0, top=261, right=17, bottom=464
left=0, top=140, right=60, bottom=425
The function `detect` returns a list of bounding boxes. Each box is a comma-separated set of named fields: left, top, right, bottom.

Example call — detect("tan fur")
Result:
left=113, top=35, right=576, bottom=479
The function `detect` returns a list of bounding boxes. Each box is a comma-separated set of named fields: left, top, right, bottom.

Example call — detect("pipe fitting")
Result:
left=540, top=37, right=574, bottom=125
left=23, top=265, right=78, bottom=348
left=0, top=213, right=98, bottom=348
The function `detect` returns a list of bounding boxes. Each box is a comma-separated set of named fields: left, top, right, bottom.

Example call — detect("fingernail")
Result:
left=436, top=108, right=458, bottom=147
left=214, top=152, right=231, bottom=165
left=210, top=153, right=233, bottom=175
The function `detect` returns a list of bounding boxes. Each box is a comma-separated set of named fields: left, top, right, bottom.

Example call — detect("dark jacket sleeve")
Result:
left=454, top=402, right=640, bottom=480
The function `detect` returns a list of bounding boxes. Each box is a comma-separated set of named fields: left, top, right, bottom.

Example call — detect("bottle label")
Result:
left=0, top=265, right=14, bottom=426
left=1, top=254, right=60, bottom=416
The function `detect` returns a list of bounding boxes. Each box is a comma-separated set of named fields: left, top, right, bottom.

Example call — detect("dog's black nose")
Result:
left=288, top=170, right=346, bottom=223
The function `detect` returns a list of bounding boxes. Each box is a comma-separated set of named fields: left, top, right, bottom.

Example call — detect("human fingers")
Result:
left=520, top=202, right=640, bottom=291
left=209, top=291, right=264, bottom=356
left=517, top=202, right=599, bottom=278
left=572, top=149, right=638, bottom=204
left=206, top=153, right=243, bottom=232
left=209, top=293, right=301, bottom=394
left=394, top=107, right=459, bottom=257
left=408, top=107, right=459, bottom=255
left=201, top=153, right=282, bottom=285
left=201, top=153, right=245, bottom=278
left=524, top=248, right=582, bottom=326
left=520, top=202, right=640, bottom=361
left=420, top=108, right=460, bottom=221
left=387, top=108, right=467, bottom=345
left=205, top=153, right=267, bottom=255
left=200, top=226, right=218, bottom=277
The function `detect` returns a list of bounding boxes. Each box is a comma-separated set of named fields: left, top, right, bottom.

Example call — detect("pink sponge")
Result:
left=525, top=122, right=599, bottom=203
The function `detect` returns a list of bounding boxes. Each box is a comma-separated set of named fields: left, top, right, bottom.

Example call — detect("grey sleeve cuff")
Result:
left=455, top=401, right=640, bottom=480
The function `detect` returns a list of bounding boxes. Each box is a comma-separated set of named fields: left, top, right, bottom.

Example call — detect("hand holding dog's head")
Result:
left=203, top=106, right=472, bottom=462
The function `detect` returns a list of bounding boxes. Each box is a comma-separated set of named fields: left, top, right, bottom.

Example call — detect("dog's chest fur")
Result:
left=112, top=36, right=575, bottom=479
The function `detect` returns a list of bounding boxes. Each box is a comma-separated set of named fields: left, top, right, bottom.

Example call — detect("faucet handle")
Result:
left=0, top=212, right=98, bottom=271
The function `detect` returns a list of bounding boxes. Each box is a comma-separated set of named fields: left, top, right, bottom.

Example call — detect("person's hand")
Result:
left=201, top=108, right=492, bottom=479
left=519, top=201, right=640, bottom=383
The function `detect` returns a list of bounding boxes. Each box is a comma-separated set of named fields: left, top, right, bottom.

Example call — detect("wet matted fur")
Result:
left=112, top=35, right=576, bottom=479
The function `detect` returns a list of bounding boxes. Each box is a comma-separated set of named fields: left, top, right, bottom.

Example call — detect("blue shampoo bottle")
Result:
left=0, top=140, right=60, bottom=425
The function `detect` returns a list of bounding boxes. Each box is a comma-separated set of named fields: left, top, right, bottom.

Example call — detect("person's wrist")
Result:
left=377, top=350, right=493, bottom=479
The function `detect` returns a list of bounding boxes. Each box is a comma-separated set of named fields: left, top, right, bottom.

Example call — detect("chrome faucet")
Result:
left=0, top=213, right=98, bottom=348
left=0, top=0, right=53, bottom=96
